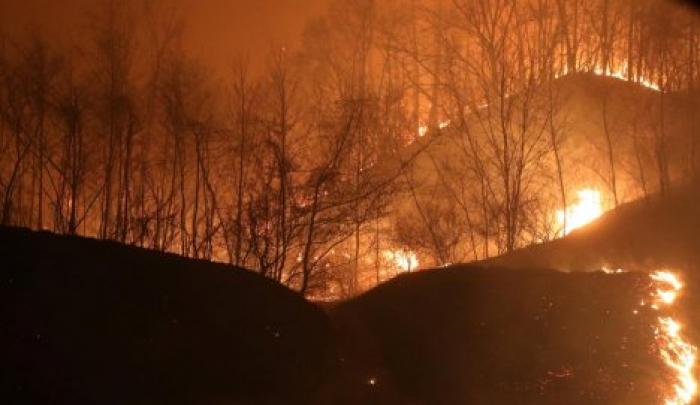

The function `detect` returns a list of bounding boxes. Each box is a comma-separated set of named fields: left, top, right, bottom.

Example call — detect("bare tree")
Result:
left=90, top=0, right=138, bottom=240
left=54, top=55, right=90, bottom=235
left=226, top=57, right=259, bottom=266
left=264, top=48, right=300, bottom=282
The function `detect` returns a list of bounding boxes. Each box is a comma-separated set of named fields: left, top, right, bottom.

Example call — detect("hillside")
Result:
left=380, top=73, right=699, bottom=267
left=330, top=265, right=674, bottom=405
left=485, top=180, right=700, bottom=364
left=0, top=227, right=334, bottom=404
left=2, top=210, right=697, bottom=404
left=486, top=181, right=700, bottom=272
left=327, top=182, right=700, bottom=404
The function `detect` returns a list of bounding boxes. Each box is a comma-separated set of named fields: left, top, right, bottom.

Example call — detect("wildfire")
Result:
left=556, top=188, right=604, bottom=236
left=591, top=64, right=661, bottom=92
left=651, top=271, right=684, bottom=305
left=555, top=61, right=662, bottom=92
left=415, top=120, right=451, bottom=140
left=418, top=124, right=428, bottom=137
left=647, top=270, right=697, bottom=405
left=382, top=249, right=419, bottom=273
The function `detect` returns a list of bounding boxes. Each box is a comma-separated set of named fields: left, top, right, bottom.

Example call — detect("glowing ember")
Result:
left=383, top=249, right=419, bottom=272
left=556, top=188, right=604, bottom=235
left=601, top=267, right=625, bottom=274
left=415, top=120, right=450, bottom=139
left=648, top=270, right=697, bottom=405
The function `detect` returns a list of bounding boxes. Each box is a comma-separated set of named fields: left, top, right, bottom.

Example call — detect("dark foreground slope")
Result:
left=330, top=266, right=674, bottom=405
left=1, top=226, right=690, bottom=405
left=0, top=227, right=334, bottom=405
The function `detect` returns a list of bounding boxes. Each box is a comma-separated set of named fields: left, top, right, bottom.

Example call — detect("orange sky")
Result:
left=0, top=0, right=326, bottom=73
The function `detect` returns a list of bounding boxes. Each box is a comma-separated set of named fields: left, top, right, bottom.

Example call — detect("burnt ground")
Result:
left=0, top=223, right=693, bottom=404
left=328, top=266, right=674, bottom=405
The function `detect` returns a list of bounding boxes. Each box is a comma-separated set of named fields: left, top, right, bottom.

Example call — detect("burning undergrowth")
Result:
left=328, top=266, right=697, bottom=405
left=647, top=271, right=697, bottom=405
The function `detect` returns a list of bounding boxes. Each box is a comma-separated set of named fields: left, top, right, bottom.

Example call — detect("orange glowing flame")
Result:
left=602, top=267, right=625, bottom=274
left=556, top=188, right=604, bottom=236
left=383, top=249, right=419, bottom=272
left=415, top=120, right=451, bottom=139
left=651, top=271, right=683, bottom=305
left=648, top=270, right=697, bottom=405
left=555, top=61, right=661, bottom=92
left=591, top=64, right=661, bottom=92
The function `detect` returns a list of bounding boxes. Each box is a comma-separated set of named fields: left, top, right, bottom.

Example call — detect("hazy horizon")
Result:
left=0, top=0, right=326, bottom=74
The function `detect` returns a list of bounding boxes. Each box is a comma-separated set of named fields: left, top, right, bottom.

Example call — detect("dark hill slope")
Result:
left=0, top=227, right=334, bottom=405
left=330, top=265, right=669, bottom=405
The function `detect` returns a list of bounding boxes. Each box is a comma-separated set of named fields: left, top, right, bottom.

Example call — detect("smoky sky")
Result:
left=0, top=0, right=326, bottom=73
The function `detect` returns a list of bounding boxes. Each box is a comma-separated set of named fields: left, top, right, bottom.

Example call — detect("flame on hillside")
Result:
left=591, top=64, right=661, bottom=92
left=556, top=61, right=662, bottom=92
left=416, top=120, right=451, bottom=139
left=418, top=124, right=428, bottom=137
left=646, top=270, right=697, bottom=405
left=556, top=188, right=604, bottom=236
left=382, top=249, right=419, bottom=273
